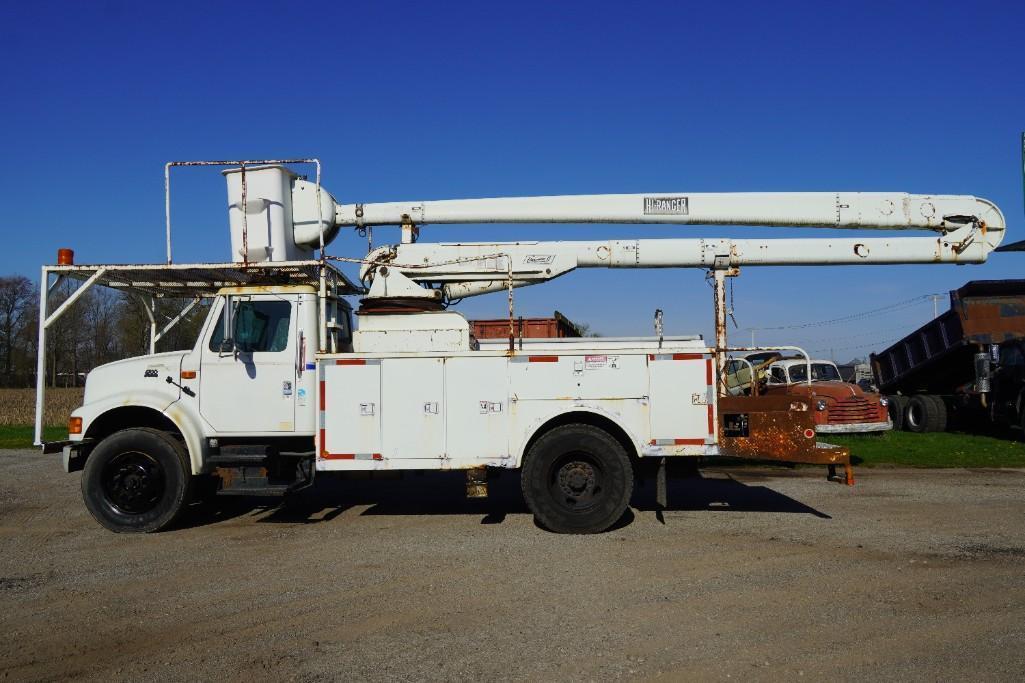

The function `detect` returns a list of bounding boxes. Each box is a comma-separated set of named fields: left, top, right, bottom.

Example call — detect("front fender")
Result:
left=74, top=393, right=208, bottom=475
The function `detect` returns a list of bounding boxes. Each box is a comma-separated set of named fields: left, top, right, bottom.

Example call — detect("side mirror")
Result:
left=214, top=295, right=238, bottom=358
left=223, top=295, right=235, bottom=341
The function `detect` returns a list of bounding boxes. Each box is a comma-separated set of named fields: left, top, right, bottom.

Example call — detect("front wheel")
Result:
left=81, top=428, right=194, bottom=533
left=520, top=424, right=634, bottom=534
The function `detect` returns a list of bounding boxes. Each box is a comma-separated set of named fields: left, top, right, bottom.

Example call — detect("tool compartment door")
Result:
left=320, top=360, right=382, bottom=460
left=381, top=358, right=445, bottom=459
left=445, top=356, right=509, bottom=462
left=648, top=354, right=715, bottom=445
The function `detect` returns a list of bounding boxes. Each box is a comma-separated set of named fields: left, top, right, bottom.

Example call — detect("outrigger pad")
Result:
left=826, top=463, right=856, bottom=486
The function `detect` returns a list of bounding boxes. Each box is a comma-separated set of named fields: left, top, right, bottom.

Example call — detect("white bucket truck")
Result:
left=36, top=161, right=1006, bottom=533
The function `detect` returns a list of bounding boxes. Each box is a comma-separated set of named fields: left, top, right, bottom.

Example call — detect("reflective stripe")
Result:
left=650, top=438, right=705, bottom=446
left=648, top=353, right=705, bottom=361
left=321, top=452, right=383, bottom=461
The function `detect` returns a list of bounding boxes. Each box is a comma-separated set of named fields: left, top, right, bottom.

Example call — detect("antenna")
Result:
left=990, top=132, right=1025, bottom=253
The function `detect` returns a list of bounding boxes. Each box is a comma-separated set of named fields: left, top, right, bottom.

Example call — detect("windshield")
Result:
left=787, top=363, right=841, bottom=383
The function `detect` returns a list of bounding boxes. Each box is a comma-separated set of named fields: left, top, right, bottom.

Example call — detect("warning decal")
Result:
left=585, top=355, right=619, bottom=370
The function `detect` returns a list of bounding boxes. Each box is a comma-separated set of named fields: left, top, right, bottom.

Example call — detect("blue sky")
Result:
left=2, top=0, right=1022, bottom=359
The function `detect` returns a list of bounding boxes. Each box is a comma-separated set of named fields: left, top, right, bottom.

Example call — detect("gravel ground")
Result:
left=2, top=450, right=1025, bottom=682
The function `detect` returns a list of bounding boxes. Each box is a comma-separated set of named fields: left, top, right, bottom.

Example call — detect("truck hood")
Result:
left=773, top=381, right=878, bottom=401
left=83, top=351, right=186, bottom=407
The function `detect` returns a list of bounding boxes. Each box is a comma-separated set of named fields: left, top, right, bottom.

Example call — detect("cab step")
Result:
left=207, top=444, right=275, bottom=466
left=216, top=483, right=292, bottom=497
left=206, top=453, right=268, bottom=465
left=213, top=459, right=313, bottom=497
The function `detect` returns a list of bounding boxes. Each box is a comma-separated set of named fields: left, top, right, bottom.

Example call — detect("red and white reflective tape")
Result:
left=650, top=438, right=706, bottom=446
left=706, top=359, right=715, bottom=437
left=648, top=353, right=704, bottom=361
left=318, top=359, right=383, bottom=461
left=321, top=452, right=383, bottom=461
left=510, top=355, right=559, bottom=363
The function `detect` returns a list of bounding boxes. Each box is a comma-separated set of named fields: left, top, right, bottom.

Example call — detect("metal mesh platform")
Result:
left=47, top=260, right=363, bottom=298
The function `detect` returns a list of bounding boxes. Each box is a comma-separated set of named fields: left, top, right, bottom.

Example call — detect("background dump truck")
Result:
left=871, top=280, right=1025, bottom=435
left=35, top=160, right=1006, bottom=535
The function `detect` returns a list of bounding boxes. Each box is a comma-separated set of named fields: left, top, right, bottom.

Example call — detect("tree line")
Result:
left=0, top=275, right=208, bottom=388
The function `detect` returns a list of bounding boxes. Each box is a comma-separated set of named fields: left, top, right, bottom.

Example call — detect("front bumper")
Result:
left=43, top=439, right=94, bottom=472
left=816, top=419, right=892, bottom=434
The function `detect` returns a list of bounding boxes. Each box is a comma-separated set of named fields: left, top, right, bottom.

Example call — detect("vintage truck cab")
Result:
left=763, top=358, right=891, bottom=434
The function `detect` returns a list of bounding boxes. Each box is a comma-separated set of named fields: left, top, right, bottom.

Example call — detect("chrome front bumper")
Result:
left=816, top=419, right=892, bottom=434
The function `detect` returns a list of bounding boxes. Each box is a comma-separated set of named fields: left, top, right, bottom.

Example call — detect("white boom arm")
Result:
left=337, top=192, right=1001, bottom=231
left=342, top=192, right=1005, bottom=300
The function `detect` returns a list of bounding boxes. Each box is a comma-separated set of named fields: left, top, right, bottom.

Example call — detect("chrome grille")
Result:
left=827, top=397, right=879, bottom=424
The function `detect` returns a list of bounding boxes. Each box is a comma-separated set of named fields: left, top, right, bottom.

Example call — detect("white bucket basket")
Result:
left=224, top=165, right=302, bottom=263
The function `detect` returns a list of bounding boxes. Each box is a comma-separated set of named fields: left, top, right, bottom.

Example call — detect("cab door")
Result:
left=994, top=343, right=1025, bottom=426
left=199, top=295, right=297, bottom=433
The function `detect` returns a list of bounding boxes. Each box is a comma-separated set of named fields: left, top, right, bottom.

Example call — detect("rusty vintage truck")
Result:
left=727, top=354, right=891, bottom=434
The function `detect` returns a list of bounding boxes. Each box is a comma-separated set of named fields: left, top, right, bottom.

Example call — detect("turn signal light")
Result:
left=68, top=417, right=82, bottom=435
left=181, top=370, right=197, bottom=380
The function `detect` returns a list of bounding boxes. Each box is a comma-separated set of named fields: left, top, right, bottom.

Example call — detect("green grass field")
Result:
left=0, top=426, right=67, bottom=449
left=829, top=430, right=1025, bottom=468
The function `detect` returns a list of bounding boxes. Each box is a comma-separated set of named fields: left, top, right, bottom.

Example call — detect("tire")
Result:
left=905, top=394, right=943, bottom=433
left=888, top=395, right=908, bottom=431
left=926, top=394, right=948, bottom=432
left=520, top=424, right=633, bottom=534
left=81, top=427, right=194, bottom=533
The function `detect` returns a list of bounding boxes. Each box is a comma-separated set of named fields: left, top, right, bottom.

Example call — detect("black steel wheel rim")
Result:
left=549, top=451, right=605, bottom=511
left=101, top=451, right=166, bottom=515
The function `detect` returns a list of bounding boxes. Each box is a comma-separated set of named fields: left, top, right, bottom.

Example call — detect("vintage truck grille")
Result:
left=828, top=397, right=880, bottom=424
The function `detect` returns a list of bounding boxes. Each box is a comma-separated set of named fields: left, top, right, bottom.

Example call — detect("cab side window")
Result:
left=209, top=300, right=292, bottom=353
left=769, top=366, right=787, bottom=384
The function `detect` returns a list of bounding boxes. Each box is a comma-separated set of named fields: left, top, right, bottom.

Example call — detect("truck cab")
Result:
left=72, top=286, right=350, bottom=451
left=62, top=286, right=353, bottom=532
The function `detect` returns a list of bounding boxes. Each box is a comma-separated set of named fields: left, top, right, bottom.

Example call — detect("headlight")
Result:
left=815, top=399, right=827, bottom=411
left=879, top=397, right=889, bottom=407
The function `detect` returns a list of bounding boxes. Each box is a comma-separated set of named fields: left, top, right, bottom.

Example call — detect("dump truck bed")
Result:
left=871, top=280, right=1025, bottom=395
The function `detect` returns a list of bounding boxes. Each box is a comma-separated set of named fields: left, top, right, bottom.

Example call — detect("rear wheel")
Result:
left=887, top=395, right=908, bottom=431
left=926, top=394, right=948, bottom=432
left=81, top=428, right=194, bottom=533
left=521, top=424, right=633, bottom=534
left=905, top=394, right=943, bottom=433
